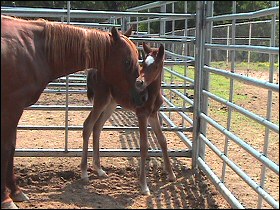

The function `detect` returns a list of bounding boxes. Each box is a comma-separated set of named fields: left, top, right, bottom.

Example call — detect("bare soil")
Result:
left=13, top=70, right=278, bottom=209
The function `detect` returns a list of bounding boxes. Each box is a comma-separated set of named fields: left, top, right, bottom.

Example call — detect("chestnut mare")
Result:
left=81, top=43, right=176, bottom=195
left=1, top=15, right=143, bottom=209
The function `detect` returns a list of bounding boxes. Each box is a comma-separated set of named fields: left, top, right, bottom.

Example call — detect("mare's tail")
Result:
left=86, top=68, right=97, bottom=102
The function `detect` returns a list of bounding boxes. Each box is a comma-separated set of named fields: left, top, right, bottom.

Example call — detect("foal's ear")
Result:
left=111, top=27, right=120, bottom=42
left=157, top=44, right=165, bottom=60
left=123, top=25, right=134, bottom=37
left=143, top=42, right=151, bottom=54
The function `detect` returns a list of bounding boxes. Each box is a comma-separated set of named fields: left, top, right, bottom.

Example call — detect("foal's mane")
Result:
left=44, top=21, right=111, bottom=71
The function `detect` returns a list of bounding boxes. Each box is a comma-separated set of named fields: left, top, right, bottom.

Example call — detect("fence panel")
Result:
left=194, top=1, right=279, bottom=209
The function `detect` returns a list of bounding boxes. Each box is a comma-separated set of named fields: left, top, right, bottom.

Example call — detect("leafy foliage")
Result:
left=1, top=1, right=274, bottom=12
left=1, top=1, right=154, bottom=11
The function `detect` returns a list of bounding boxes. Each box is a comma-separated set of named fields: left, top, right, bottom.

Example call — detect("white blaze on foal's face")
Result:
left=145, top=55, right=155, bottom=66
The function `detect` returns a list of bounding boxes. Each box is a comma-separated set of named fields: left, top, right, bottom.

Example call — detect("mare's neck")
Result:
left=45, top=23, right=88, bottom=80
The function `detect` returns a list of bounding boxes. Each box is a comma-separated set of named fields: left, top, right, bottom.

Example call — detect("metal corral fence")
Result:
left=193, top=1, right=279, bottom=209
left=1, top=1, right=279, bottom=209
left=166, top=19, right=279, bottom=63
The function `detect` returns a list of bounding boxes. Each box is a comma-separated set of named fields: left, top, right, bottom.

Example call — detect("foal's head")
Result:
left=136, top=43, right=165, bottom=91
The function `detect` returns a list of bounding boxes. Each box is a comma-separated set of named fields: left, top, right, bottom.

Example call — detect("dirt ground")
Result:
left=13, top=70, right=279, bottom=209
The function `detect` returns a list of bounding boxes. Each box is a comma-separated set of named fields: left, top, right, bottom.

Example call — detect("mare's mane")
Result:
left=44, top=21, right=111, bottom=71
left=2, top=15, right=135, bottom=72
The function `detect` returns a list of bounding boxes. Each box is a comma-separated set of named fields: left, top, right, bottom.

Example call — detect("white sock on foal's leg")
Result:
left=1, top=200, right=18, bottom=209
left=81, top=169, right=89, bottom=182
left=96, top=168, right=108, bottom=177
left=93, top=163, right=108, bottom=177
left=10, top=191, right=30, bottom=202
left=141, top=185, right=150, bottom=195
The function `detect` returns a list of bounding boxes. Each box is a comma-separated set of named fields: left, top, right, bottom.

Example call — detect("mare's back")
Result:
left=1, top=16, right=46, bottom=71
left=1, top=16, right=45, bottom=56
left=1, top=16, right=49, bottom=102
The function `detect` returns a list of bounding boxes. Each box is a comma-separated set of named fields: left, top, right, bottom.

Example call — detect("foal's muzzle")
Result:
left=135, top=78, right=145, bottom=91
left=131, top=88, right=148, bottom=107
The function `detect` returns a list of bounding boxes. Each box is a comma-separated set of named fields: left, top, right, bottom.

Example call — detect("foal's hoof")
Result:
left=167, top=173, right=176, bottom=182
left=141, top=187, right=150, bottom=195
left=97, top=169, right=108, bottom=178
left=1, top=200, right=18, bottom=209
left=10, top=191, right=29, bottom=202
left=81, top=170, right=89, bottom=183
left=81, top=176, right=89, bottom=183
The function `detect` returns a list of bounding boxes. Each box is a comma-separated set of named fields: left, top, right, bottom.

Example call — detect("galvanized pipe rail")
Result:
left=26, top=105, right=193, bottom=113
left=1, top=6, right=195, bottom=19
left=15, top=148, right=192, bottom=158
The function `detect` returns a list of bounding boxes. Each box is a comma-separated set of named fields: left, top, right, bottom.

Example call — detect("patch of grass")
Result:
left=210, top=61, right=279, bottom=72
left=163, top=64, right=247, bottom=102
left=163, top=65, right=194, bottom=83
left=209, top=73, right=247, bottom=102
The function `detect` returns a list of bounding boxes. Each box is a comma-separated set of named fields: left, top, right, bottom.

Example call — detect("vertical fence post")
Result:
left=160, top=4, right=166, bottom=37
left=247, top=22, right=252, bottom=74
left=182, top=1, right=188, bottom=128
left=147, top=8, right=150, bottom=34
left=258, top=1, right=277, bottom=208
left=169, top=2, right=175, bottom=120
left=64, top=1, right=71, bottom=153
left=221, top=0, right=237, bottom=182
left=160, top=4, right=166, bottom=100
left=199, top=1, right=213, bottom=161
left=192, top=1, right=205, bottom=169
left=226, top=25, right=230, bottom=63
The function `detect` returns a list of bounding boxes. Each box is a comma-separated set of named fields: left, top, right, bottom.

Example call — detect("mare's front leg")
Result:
left=7, top=145, right=29, bottom=203
left=1, top=108, right=29, bottom=209
left=148, top=112, right=176, bottom=182
left=137, top=114, right=150, bottom=195
left=80, top=92, right=111, bottom=181
left=91, top=101, right=117, bottom=177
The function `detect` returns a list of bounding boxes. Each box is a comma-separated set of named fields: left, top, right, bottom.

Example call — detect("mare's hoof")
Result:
left=1, top=200, right=18, bottom=209
left=10, top=191, right=29, bottom=202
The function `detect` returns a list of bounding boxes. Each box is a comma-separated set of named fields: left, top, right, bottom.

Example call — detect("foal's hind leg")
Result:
left=81, top=108, right=107, bottom=181
left=92, top=102, right=117, bottom=177
left=148, top=112, right=176, bottom=182
left=80, top=91, right=111, bottom=181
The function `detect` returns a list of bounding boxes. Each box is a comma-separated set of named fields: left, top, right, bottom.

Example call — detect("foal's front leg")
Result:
left=148, top=112, right=176, bottom=182
left=137, top=114, right=150, bottom=195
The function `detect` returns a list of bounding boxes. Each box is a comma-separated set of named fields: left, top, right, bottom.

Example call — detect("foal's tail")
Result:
left=86, top=68, right=97, bottom=102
